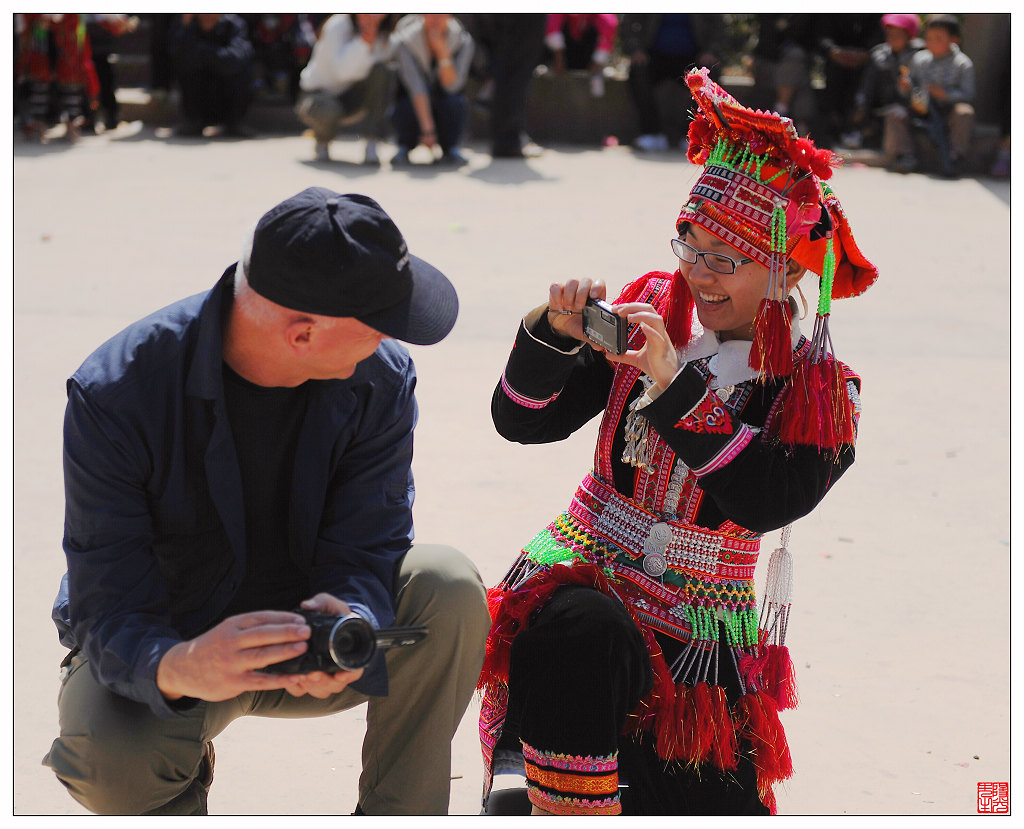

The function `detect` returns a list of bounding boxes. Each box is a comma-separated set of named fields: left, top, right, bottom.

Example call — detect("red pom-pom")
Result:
left=788, top=137, right=816, bottom=171
left=810, top=147, right=836, bottom=179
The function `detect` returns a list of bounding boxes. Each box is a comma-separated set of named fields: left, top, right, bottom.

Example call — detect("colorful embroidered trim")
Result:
left=674, top=391, right=735, bottom=434
left=523, top=743, right=622, bottom=815
left=500, top=370, right=560, bottom=410
left=691, top=424, right=755, bottom=477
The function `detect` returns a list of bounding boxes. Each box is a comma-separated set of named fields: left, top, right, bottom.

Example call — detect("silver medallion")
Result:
left=643, top=553, right=668, bottom=578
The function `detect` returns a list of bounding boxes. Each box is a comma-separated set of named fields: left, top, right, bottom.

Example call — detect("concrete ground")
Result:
left=13, top=122, right=1010, bottom=819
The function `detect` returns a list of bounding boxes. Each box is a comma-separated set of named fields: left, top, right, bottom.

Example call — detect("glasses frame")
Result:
left=671, top=238, right=754, bottom=275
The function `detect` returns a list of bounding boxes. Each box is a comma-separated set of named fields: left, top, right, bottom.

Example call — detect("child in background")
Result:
left=894, top=14, right=975, bottom=177
left=850, top=13, right=923, bottom=160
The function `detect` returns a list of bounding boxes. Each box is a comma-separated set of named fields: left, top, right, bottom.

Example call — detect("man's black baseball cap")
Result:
left=243, top=187, right=458, bottom=345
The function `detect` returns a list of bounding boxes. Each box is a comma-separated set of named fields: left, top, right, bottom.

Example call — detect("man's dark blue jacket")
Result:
left=52, top=268, right=418, bottom=717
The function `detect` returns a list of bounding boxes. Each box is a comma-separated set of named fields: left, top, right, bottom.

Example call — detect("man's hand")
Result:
left=284, top=593, right=365, bottom=699
left=157, top=610, right=313, bottom=702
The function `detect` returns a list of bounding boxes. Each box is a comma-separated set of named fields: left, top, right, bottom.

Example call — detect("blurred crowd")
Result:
left=14, top=13, right=1010, bottom=178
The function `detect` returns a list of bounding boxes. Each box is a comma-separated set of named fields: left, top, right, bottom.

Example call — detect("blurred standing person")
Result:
left=814, top=13, right=883, bottom=149
left=621, top=13, right=724, bottom=152
left=749, top=14, right=816, bottom=134
left=171, top=13, right=256, bottom=138
left=15, top=13, right=56, bottom=141
left=544, top=14, right=619, bottom=97
left=296, top=14, right=397, bottom=165
left=390, top=14, right=474, bottom=168
left=85, top=14, right=139, bottom=132
left=478, top=13, right=547, bottom=159
left=147, top=13, right=177, bottom=102
left=850, top=13, right=923, bottom=159
left=15, top=13, right=99, bottom=143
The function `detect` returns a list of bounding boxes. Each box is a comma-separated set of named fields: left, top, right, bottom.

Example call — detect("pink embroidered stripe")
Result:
left=500, top=371, right=561, bottom=410
left=692, top=423, right=754, bottom=477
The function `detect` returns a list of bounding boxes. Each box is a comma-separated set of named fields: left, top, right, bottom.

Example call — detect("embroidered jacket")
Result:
left=478, top=273, right=861, bottom=812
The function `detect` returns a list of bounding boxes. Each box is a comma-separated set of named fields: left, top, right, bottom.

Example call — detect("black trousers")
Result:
left=627, top=51, right=696, bottom=136
left=503, top=586, right=769, bottom=815
left=391, top=89, right=468, bottom=153
left=486, top=13, right=546, bottom=154
left=176, top=64, right=251, bottom=128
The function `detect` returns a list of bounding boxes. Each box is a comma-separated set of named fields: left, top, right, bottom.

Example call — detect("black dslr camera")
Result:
left=260, top=610, right=428, bottom=675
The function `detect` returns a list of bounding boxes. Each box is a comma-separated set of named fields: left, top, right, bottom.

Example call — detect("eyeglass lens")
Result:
left=670, top=239, right=739, bottom=274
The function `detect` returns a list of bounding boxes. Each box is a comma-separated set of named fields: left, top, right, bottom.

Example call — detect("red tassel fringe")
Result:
left=763, top=645, right=800, bottom=710
left=612, top=270, right=695, bottom=352
left=482, top=562, right=794, bottom=813
left=749, top=298, right=793, bottom=378
left=735, top=690, right=794, bottom=815
left=776, top=356, right=854, bottom=449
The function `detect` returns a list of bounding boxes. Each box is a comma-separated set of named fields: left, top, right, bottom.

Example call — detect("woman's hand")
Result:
left=604, top=302, right=680, bottom=390
left=547, top=278, right=606, bottom=342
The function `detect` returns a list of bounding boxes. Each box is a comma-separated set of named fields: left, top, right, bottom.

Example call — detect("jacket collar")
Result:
left=185, top=265, right=237, bottom=401
left=680, top=314, right=804, bottom=388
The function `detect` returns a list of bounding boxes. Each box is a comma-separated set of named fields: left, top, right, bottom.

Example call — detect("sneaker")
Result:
left=436, top=148, right=468, bottom=168
left=990, top=147, right=1010, bottom=178
left=891, top=153, right=917, bottom=174
left=363, top=141, right=380, bottom=166
left=634, top=133, right=669, bottom=152
left=315, top=141, right=330, bottom=162
left=840, top=130, right=863, bottom=149
left=391, top=148, right=412, bottom=168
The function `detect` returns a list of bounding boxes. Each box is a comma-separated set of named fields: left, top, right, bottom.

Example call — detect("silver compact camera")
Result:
left=582, top=298, right=627, bottom=354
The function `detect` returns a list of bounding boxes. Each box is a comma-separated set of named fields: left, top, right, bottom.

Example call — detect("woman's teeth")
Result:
left=699, top=291, right=728, bottom=304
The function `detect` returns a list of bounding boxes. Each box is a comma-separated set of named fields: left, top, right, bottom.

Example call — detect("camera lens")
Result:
left=327, top=614, right=377, bottom=670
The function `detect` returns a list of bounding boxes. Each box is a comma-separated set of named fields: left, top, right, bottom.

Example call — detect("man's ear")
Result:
left=284, top=318, right=315, bottom=351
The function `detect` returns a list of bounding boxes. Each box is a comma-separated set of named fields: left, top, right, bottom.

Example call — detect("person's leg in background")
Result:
left=489, top=13, right=546, bottom=158
left=433, top=89, right=469, bottom=165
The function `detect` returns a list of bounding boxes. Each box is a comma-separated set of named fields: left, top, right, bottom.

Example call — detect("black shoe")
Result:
left=173, top=120, right=204, bottom=138
left=197, top=741, right=215, bottom=792
left=436, top=148, right=468, bottom=168
left=222, top=122, right=256, bottom=139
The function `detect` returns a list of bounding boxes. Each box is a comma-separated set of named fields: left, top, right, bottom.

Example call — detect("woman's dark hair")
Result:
left=347, top=13, right=399, bottom=37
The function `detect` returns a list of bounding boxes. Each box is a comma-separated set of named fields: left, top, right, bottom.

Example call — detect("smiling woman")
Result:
left=477, top=67, right=879, bottom=816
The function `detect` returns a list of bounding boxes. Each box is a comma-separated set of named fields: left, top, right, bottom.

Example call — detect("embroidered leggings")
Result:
left=504, top=586, right=769, bottom=815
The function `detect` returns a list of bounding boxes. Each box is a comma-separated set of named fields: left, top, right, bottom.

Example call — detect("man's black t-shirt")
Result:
left=219, top=364, right=311, bottom=616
